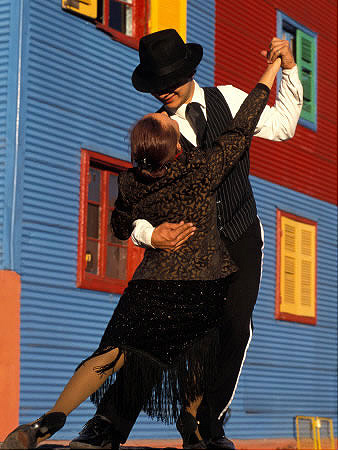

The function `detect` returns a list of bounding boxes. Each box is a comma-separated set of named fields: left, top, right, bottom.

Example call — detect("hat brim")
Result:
left=132, top=43, right=203, bottom=93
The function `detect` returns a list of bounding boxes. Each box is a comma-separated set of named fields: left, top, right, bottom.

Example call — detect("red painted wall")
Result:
left=215, top=0, right=337, bottom=205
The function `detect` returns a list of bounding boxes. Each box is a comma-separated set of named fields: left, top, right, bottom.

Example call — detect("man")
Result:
left=70, top=29, right=302, bottom=450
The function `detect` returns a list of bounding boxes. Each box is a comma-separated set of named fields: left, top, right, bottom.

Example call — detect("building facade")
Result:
left=0, top=0, right=337, bottom=441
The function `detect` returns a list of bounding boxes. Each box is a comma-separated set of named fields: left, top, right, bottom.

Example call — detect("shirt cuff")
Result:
left=131, top=219, right=155, bottom=248
left=282, top=65, right=298, bottom=76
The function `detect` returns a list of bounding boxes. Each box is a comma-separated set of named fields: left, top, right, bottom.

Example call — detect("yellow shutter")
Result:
left=62, top=0, right=98, bottom=19
left=280, top=218, right=297, bottom=315
left=298, top=224, right=316, bottom=317
left=149, top=0, right=187, bottom=41
left=279, top=215, right=316, bottom=319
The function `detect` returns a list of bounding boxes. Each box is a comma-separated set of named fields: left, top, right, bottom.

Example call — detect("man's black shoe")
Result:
left=207, top=435, right=236, bottom=450
left=69, top=415, right=120, bottom=450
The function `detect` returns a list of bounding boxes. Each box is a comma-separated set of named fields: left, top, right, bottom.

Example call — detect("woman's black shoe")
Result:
left=176, top=411, right=207, bottom=450
left=1, top=412, right=66, bottom=449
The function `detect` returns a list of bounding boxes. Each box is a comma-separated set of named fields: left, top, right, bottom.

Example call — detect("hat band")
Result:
left=143, top=53, right=189, bottom=78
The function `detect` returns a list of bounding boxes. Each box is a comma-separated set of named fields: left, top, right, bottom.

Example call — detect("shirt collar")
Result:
left=166, top=80, right=206, bottom=119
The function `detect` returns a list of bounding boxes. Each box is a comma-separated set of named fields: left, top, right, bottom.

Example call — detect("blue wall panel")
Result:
left=222, top=176, right=338, bottom=439
left=0, top=0, right=23, bottom=270
left=0, top=0, right=11, bottom=268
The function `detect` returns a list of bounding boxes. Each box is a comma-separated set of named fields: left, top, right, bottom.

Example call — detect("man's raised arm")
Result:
left=218, top=37, right=303, bottom=142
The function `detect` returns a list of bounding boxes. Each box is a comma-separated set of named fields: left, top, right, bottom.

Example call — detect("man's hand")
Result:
left=151, top=221, right=196, bottom=252
left=261, top=37, right=296, bottom=70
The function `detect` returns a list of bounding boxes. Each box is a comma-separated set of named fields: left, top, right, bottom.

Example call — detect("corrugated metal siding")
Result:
left=0, top=1, right=11, bottom=268
left=215, top=0, right=337, bottom=206
left=222, top=177, right=337, bottom=438
left=18, top=0, right=216, bottom=441
left=187, top=0, right=215, bottom=87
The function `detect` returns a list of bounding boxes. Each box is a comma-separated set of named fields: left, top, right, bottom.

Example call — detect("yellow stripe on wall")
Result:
left=148, top=0, right=187, bottom=41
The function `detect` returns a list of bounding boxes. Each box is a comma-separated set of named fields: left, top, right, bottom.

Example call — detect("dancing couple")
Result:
left=2, top=29, right=302, bottom=450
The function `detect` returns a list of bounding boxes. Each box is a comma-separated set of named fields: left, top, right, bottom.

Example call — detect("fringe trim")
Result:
left=77, top=328, right=220, bottom=424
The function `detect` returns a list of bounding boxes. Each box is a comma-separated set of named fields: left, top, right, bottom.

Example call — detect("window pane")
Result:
left=88, top=168, right=101, bottom=202
left=87, top=204, right=100, bottom=238
left=109, top=173, right=119, bottom=207
left=85, top=239, right=99, bottom=274
left=109, top=0, right=133, bottom=36
left=106, top=245, right=127, bottom=279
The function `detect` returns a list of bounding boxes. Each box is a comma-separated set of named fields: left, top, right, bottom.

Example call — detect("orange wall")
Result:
left=0, top=271, right=21, bottom=440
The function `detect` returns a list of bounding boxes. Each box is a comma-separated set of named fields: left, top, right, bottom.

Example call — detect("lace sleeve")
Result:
left=110, top=173, right=135, bottom=240
left=207, top=83, right=270, bottom=189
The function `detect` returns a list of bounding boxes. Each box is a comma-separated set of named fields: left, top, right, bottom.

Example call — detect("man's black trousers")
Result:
left=96, top=217, right=264, bottom=443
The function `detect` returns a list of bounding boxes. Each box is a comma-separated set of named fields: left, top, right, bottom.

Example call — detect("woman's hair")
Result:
left=130, top=116, right=178, bottom=179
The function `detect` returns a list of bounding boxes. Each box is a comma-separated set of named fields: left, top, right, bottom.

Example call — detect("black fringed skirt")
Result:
left=79, top=278, right=228, bottom=424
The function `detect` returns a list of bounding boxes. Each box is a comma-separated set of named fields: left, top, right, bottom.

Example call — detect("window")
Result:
left=277, top=12, right=317, bottom=131
left=275, top=210, right=317, bottom=325
left=77, top=149, right=144, bottom=293
left=96, top=0, right=148, bottom=48
left=62, top=0, right=187, bottom=48
left=62, top=0, right=148, bottom=48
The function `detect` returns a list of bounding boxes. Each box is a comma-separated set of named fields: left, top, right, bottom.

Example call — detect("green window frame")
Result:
left=277, top=12, right=317, bottom=131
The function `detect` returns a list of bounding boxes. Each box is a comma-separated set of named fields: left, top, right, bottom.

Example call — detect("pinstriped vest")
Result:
left=179, top=87, right=257, bottom=242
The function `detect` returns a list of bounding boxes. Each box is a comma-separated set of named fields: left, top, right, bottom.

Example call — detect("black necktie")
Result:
left=185, top=102, right=207, bottom=147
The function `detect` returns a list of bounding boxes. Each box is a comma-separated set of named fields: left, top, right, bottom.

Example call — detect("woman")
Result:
left=2, top=57, right=281, bottom=450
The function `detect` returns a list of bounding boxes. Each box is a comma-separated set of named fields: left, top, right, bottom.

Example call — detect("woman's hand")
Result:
left=258, top=57, right=282, bottom=89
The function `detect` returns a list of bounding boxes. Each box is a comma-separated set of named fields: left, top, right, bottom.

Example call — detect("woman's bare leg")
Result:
left=37, top=349, right=125, bottom=444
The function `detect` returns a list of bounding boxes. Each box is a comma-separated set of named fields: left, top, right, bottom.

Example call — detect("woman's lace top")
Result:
left=112, top=83, right=270, bottom=280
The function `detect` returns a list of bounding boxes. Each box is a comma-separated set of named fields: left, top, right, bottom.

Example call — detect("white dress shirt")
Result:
left=131, top=66, right=303, bottom=247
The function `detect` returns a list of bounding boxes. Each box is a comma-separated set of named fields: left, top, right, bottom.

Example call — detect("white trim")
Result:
left=10, top=0, right=24, bottom=268
left=218, top=217, right=265, bottom=419
left=218, top=320, right=253, bottom=419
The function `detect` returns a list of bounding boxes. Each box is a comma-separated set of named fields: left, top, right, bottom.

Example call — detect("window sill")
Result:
left=77, top=273, right=127, bottom=294
left=96, top=23, right=139, bottom=50
left=275, top=311, right=317, bottom=326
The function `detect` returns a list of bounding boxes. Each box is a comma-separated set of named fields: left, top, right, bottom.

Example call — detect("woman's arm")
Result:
left=110, top=174, right=135, bottom=240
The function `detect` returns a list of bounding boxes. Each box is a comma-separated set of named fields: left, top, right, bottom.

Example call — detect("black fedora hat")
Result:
left=132, top=29, right=203, bottom=93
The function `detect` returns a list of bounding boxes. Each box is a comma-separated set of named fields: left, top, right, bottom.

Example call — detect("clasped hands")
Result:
left=260, top=37, right=296, bottom=70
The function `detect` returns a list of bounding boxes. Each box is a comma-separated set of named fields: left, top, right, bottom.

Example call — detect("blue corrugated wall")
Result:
left=0, top=0, right=23, bottom=270
left=0, top=0, right=11, bottom=268
left=11, top=0, right=337, bottom=441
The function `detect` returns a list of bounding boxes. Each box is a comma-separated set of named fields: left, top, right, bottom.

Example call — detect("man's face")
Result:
left=152, top=79, right=195, bottom=110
